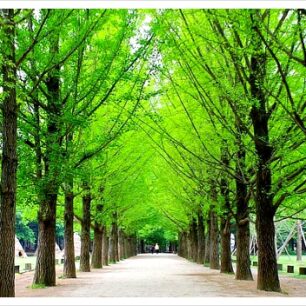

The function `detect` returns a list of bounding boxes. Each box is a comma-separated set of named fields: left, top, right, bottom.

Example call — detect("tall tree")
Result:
left=0, top=9, right=18, bottom=297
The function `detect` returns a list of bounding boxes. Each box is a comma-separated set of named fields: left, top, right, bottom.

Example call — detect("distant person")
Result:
left=150, top=245, right=154, bottom=254
left=154, top=243, right=160, bottom=254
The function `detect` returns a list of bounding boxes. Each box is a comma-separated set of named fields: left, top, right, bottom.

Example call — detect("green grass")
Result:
left=15, top=255, right=66, bottom=273
left=15, top=256, right=37, bottom=273
left=232, top=255, right=306, bottom=279
left=29, top=283, right=46, bottom=289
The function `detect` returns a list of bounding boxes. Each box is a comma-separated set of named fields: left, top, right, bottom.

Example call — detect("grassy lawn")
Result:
left=246, top=255, right=306, bottom=279
left=15, top=256, right=37, bottom=273
left=15, top=256, right=83, bottom=274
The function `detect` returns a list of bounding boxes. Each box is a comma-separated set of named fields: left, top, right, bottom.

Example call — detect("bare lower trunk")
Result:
left=140, top=239, right=145, bottom=254
left=235, top=121, right=253, bottom=280
left=126, top=238, right=131, bottom=258
left=80, top=193, right=91, bottom=272
left=220, top=145, right=233, bottom=274
left=63, top=188, right=76, bottom=278
left=110, top=216, right=119, bottom=262
left=0, top=8, right=17, bottom=297
left=204, top=219, right=211, bottom=265
left=118, top=230, right=124, bottom=259
left=297, top=220, right=302, bottom=261
left=236, top=219, right=253, bottom=280
left=33, top=195, right=57, bottom=286
left=113, top=221, right=119, bottom=261
left=189, top=218, right=198, bottom=262
left=102, top=230, right=109, bottom=266
left=209, top=210, right=219, bottom=270
left=178, top=232, right=188, bottom=258
left=220, top=217, right=234, bottom=273
left=91, top=227, right=103, bottom=268
left=122, top=236, right=126, bottom=258
left=123, top=235, right=128, bottom=259
left=256, top=212, right=279, bottom=291
left=197, top=213, right=205, bottom=264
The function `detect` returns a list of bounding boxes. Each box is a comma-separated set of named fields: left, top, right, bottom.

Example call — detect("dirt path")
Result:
left=15, top=254, right=306, bottom=297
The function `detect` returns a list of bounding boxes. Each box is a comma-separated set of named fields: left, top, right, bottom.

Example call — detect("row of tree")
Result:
left=0, top=8, right=156, bottom=296
left=143, top=9, right=305, bottom=293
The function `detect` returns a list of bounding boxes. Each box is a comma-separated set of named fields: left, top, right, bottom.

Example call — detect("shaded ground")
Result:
left=15, top=254, right=306, bottom=297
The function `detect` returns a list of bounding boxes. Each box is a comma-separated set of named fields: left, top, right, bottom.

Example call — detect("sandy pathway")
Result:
left=15, top=254, right=306, bottom=297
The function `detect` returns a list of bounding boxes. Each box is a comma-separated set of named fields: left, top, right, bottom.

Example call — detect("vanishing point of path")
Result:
left=16, top=254, right=306, bottom=297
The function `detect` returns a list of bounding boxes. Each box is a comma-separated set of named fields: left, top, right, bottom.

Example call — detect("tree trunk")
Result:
left=121, top=232, right=126, bottom=259
left=178, top=232, right=182, bottom=257
left=0, top=9, right=17, bottom=297
left=102, top=229, right=109, bottom=266
left=80, top=191, right=91, bottom=272
left=118, top=230, right=124, bottom=259
left=236, top=218, right=253, bottom=280
left=140, top=239, right=145, bottom=253
left=63, top=184, right=76, bottom=278
left=110, top=213, right=119, bottom=262
left=182, top=232, right=188, bottom=259
left=209, top=209, right=220, bottom=270
left=123, top=235, right=128, bottom=259
left=132, top=236, right=137, bottom=256
left=189, top=218, right=198, bottom=262
left=91, top=227, right=103, bottom=269
left=197, top=213, right=205, bottom=264
left=220, top=146, right=233, bottom=274
left=126, top=238, right=131, bottom=258
left=91, top=197, right=104, bottom=269
left=187, top=232, right=192, bottom=260
left=256, top=213, right=279, bottom=291
left=33, top=194, right=57, bottom=286
left=204, top=219, right=211, bottom=265
left=220, top=217, right=234, bottom=274
left=297, top=220, right=302, bottom=261
left=178, top=232, right=188, bottom=258
left=250, top=12, right=280, bottom=292
left=235, top=120, right=253, bottom=280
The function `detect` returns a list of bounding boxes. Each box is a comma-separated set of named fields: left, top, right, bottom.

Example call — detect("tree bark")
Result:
left=91, top=197, right=104, bottom=269
left=189, top=218, right=198, bottom=262
left=118, top=230, right=123, bottom=259
left=63, top=182, right=76, bottom=278
left=123, top=235, right=129, bottom=259
left=209, top=209, right=220, bottom=270
left=297, top=220, right=302, bottom=261
left=235, top=120, right=253, bottom=280
left=102, top=229, right=109, bottom=266
left=121, top=232, right=126, bottom=259
left=220, top=217, right=234, bottom=273
left=220, top=146, right=234, bottom=274
left=110, top=213, right=119, bottom=262
left=204, top=218, right=211, bottom=265
left=80, top=188, right=91, bottom=272
left=236, top=217, right=253, bottom=280
left=33, top=194, right=57, bottom=286
left=126, top=237, right=132, bottom=258
left=0, top=9, right=17, bottom=297
left=140, top=239, right=145, bottom=254
left=91, top=227, right=103, bottom=269
left=250, top=12, right=280, bottom=292
left=197, top=212, right=205, bottom=264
